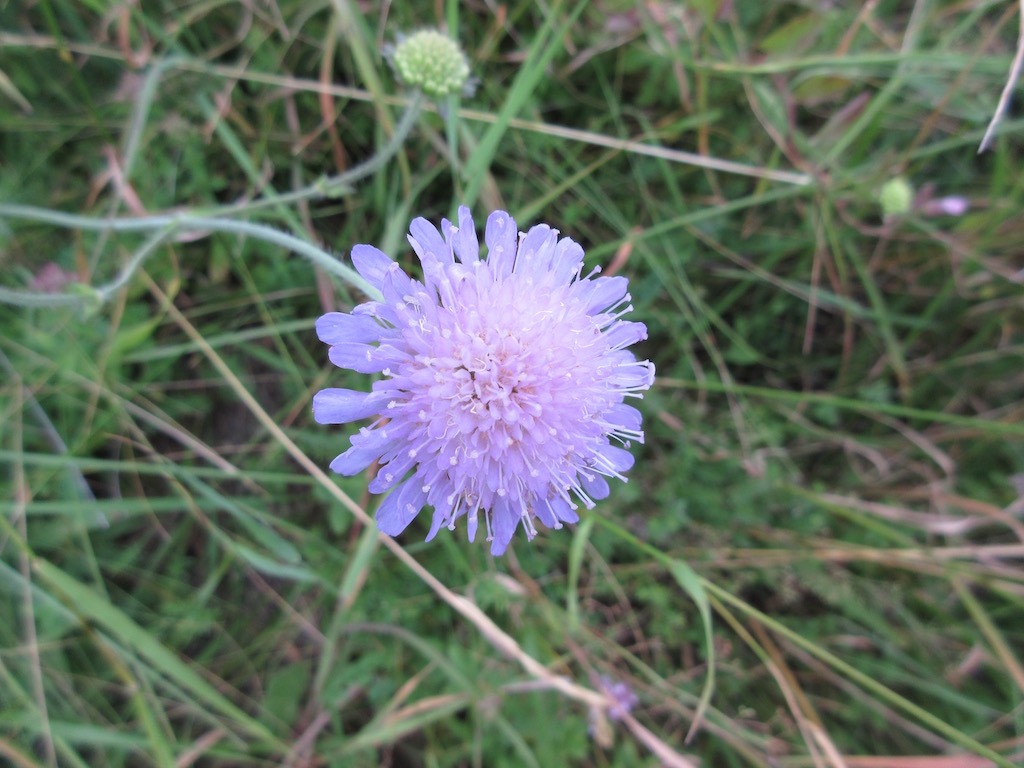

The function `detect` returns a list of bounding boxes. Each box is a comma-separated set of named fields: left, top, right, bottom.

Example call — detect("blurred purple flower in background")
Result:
left=919, top=195, right=969, bottom=217
left=597, top=675, right=640, bottom=721
left=314, top=207, right=654, bottom=554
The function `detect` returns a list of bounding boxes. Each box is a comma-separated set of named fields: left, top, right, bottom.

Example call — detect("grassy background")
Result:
left=2, top=0, right=1024, bottom=766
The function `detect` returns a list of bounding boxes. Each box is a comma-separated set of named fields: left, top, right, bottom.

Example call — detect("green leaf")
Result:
left=233, top=544, right=318, bottom=583
left=759, top=14, right=820, bottom=55
left=667, top=558, right=715, bottom=744
left=108, top=316, right=163, bottom=361
left=263, top=661, right=312, bottom=733
left=566, top=516, right=594, bottom=629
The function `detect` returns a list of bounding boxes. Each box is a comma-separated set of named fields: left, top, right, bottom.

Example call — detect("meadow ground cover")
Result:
left=1, top=1, right=1023, bottom=766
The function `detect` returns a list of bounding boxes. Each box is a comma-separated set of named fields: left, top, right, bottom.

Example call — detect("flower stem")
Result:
left=0, top=91, right=424, bottom=309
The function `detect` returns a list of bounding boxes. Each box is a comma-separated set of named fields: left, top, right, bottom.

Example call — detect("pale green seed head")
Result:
left=392, top=30, right=470, bottom=98
left=878, top=177, right=914, bottom=217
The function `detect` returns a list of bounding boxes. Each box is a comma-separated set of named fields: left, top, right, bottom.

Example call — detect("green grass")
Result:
left=2, top=1, right=1024, bottom=766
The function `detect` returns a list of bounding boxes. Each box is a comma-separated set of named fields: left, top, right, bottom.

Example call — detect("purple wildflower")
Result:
left=920, top=195, right=969, bottom=217
left=597, top=675, right=639, bottom=721
left=313, top=207, right=654, bottom=555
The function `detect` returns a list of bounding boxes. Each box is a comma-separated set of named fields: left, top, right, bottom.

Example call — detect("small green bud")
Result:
left=878, top=177, right=914, bottom=218
left=392, top=30, right=470, bottom=98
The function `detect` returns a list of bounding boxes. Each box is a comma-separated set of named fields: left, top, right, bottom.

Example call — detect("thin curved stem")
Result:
left=0, top=90, right=424, bottom=310
left=0, top=208, right=383, bottom=305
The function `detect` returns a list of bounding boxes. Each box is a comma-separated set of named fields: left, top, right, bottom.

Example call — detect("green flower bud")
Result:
left=392, top=30, right=470, bottom=98
left=878, top=177, right=914, bottom=218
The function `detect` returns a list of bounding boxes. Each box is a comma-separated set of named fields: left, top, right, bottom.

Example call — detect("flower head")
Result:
left=391, top=29, right=471, bottom=98
left=314, top=207, right=654, bottom=555
left=878, top=177, right=914, bottom=218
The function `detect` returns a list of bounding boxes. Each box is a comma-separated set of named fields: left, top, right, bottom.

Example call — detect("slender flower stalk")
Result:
left=314, top=207, right=654, bottom=554
left=0, top=93, right=422, bottom=310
